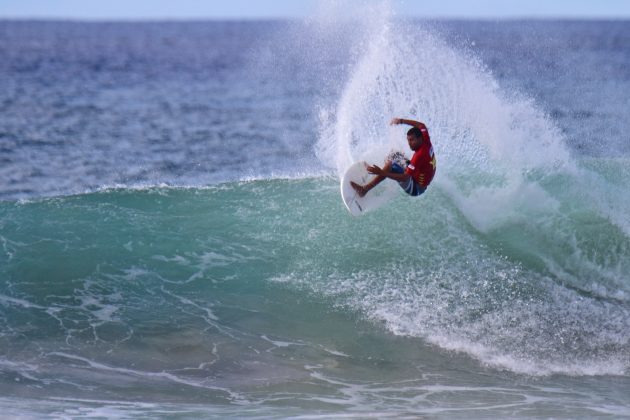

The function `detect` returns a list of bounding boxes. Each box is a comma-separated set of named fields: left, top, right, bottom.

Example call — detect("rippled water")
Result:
left=1, top=11, right=629, bottom=418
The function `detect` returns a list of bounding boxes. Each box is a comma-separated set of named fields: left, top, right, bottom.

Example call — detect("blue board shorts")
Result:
left=391, top=161, right=426, bottom=197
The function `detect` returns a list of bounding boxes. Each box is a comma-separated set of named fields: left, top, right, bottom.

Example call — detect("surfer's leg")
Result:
left=398, top=177, right=426, bottom=196
left=351, top=160, right=393, bottom=197
left=389, top=161, right=425, bottom=196
left=350, top=181, right=368, bottom=197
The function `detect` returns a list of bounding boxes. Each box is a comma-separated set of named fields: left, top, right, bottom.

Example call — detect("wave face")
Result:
left=0, top=181, right=628, bottom=381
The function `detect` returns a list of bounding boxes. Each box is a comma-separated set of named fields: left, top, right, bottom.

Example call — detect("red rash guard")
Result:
left=405, top=124, right=436, bottom=188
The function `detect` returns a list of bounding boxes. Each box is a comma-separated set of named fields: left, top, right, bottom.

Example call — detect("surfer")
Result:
left=351, top=117, right=436, bottom=197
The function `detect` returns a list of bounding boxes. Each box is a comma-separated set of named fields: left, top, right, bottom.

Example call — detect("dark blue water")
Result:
left=1, top=13, right=629, bottom=418
left=0, top=21, right=325, bottom=199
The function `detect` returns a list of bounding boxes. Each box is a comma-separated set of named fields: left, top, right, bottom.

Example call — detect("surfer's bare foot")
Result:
left=350, top=181, right=368, bottom=197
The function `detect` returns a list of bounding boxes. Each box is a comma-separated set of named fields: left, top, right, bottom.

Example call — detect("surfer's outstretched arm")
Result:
left=390, top=117, right=427, bottom=131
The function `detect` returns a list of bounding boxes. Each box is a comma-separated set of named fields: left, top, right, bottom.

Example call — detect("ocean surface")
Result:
left=1, top=6, right=630, bottom=418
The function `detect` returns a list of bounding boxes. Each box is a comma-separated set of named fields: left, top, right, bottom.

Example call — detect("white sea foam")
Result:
left=0, top=294, right=47, bottom=310
left=296, top=0, right=630, bottom=376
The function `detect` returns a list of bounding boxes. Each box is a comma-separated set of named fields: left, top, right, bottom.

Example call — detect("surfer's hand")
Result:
left=390, top=118, right=402, bottom=125
left=367, top=164, right=384, bottom=176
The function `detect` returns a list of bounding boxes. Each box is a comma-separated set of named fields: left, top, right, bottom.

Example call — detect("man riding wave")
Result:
left=351, top=117, right=436, bottom=198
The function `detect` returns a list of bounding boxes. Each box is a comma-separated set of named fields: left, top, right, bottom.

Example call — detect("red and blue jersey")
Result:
left=405, top=124, right=436, bottom=188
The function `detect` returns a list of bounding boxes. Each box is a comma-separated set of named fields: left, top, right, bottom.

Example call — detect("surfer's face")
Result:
left=407, top=134, right=422, bottom=151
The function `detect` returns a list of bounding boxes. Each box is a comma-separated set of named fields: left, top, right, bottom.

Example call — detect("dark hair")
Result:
left=407, top=127, right=423, bottom=139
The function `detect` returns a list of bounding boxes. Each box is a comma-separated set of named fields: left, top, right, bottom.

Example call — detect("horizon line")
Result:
left=2, top=15, right=630, bottom=22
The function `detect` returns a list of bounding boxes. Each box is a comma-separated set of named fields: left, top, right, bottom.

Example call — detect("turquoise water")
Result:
left=1, top=168, right=629, bottom=416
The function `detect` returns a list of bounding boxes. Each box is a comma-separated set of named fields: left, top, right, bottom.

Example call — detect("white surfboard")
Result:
left=340, top=161, right=399, bottom=216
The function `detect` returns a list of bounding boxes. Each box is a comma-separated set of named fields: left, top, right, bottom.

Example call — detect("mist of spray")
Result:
left=296, top=0, right=630, bottom=375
